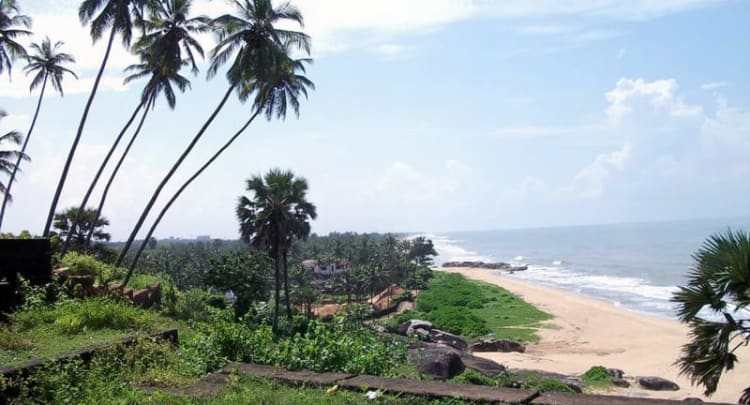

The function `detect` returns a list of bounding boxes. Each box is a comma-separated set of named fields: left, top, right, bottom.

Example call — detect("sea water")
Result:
left=429, top=217, right=750, bottom=320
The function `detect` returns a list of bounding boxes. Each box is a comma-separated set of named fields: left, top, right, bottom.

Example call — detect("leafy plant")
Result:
left=582, top=366, right=612, bottom=389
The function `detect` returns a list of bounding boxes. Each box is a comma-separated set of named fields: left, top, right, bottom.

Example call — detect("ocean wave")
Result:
left=430, top=234, right=494, bottom=264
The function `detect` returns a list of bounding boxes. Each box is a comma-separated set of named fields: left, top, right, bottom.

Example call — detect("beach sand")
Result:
left=438, top=267, right=749, bottom=403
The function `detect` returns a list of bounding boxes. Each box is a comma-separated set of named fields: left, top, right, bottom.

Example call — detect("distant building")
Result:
left=196, top=235, right=211, bottom=241
left=301, top=259, right=346, bottom=275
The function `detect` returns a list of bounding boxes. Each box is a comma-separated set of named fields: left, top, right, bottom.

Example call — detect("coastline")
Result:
left=437, top=267, right=749, bottom=403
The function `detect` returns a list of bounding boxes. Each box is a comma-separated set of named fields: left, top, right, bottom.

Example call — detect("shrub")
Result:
left=53, top=298, right=156, bottom=333
left=582, top=365, right=612, bottom=389
left=0, top=328, right=33, bottom=350
left=164, top=289, right=225, bottom=322
left=452, top=370, right=496, bottom=386
left=58, top=252, right=125, bottom=285
left=498, top=371, right=575, bottom=393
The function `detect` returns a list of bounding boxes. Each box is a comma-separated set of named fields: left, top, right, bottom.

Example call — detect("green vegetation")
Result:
left=450, top=369, right=575, bottom=394
left=395, top=272, right=551, bottom=341
left=581, top=366, right=613, bottom=390
left=672, top=229, right=750, bottom=404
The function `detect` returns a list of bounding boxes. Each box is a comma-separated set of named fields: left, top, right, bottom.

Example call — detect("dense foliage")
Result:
left=672, top=229, right=750, bottom=404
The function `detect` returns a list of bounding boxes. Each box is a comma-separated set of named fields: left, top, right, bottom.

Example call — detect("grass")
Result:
left=0, top=298, right=179, bottom=367
left=403, top=272, right=552, bottom=341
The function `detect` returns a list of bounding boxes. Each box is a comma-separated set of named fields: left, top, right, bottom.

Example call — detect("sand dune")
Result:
left=438, top=267, right=749, bottom=403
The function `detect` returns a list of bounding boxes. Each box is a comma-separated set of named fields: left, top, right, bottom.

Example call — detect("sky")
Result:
left=0, top=0, right=748, bottom=240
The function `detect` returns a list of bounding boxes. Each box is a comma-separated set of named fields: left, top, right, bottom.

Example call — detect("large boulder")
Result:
left=408, top=345, right=464, bottom=379
left=397, top=319, right=433, bottom=336
left=458, top=352, right=506, bottom=378
left=637, top=376, right=680, bottom=391
left=469, top=338, right=526, bottom=353
left=428, top=329, right=468, bottom=351
left=606, top=368, right=625, bottom=379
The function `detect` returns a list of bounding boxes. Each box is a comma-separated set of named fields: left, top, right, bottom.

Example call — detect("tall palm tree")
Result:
left=42, top=0, right=158, bottom=237
left=66, top=0, right=208, bottom=249
left=115, top=0, right=310, bottom=266
left=0, top=0, right=31, bottom=79
left=0, top=37, right=77, bottom=231
left=53, top=207, right=110, bottom=252
left=236, top=169, right=316, bottom=333
left=122, top=54, right=313, bottom=283
left=0, top=110, right=28, bottom=200
left=672, top=229, right=750, bottom=404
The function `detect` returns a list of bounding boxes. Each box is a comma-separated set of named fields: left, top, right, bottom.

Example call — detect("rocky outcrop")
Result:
left=636, top=376, right=680, bottom=391
left=396, top=319, right=433, bottom=336
left=428, top=329, right=468, bottom=351
left=441, top=261, right=527, bottom=272
left=469, top=338, right=525, bottom=353
left=408, top=344, right=465, bottom=379
left=408, top=342, right=506, bottom=379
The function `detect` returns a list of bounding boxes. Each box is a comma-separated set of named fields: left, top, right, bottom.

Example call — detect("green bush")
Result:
left=451, top=370, right=496, bottom=386
left=164, top=289, right=226, bottom=322
left=59, top=252, right=125, bottom=285
left=582, top=365, right=612, bottom=389
left=497, top=371, right=575, bottom=393
left=54, top=298, right=156, bottom=333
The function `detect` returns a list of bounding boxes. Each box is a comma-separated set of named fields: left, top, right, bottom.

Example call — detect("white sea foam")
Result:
left=430, top=234, right=494, bottom=264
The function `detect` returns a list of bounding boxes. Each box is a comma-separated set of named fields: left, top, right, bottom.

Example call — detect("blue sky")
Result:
left=0, top=0, right=748, bottom=240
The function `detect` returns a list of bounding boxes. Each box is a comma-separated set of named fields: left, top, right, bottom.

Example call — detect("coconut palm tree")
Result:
left=0, top=0, right=31, bottom=79
left=121, top=54, right=313, bottom=283
left=0, top=110, right=28, bottom=200
left=53, top=207, right=110, bottom=252
left=0, top=37, right=77, bottom=231
left=65, top=0, right=208, bottom=249
left=114, top=0, right=310, bottom=266
left=42, top=0, right=158, bottom=237
left=672, top=229, right=750, bottom=404
left=236, top=169, right=316, bottom=333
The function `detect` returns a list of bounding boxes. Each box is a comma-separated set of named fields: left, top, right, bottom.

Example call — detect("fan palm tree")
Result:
left=42, top=0, right=158, bottom=237
left=115, top=0, right=310, bottom=267
left=121, top=54, right=313, bottom=283
left=0, top=110, right=28, bottom=200
left=65, top=0, right=208, bottom=250
left=236, top=169, right=317, bottom=333
left=0, top=0, right=31, bottom=79
left=672, top=229, right=750, bottom=404
left=0, top=38, right=77, bottom=231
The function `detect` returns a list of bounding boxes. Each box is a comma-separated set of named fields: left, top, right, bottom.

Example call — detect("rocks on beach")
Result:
left=469, top=338, right=526, bottom=353
left=637, top=376, right=680, bottom=391
left=441, top=261, right=528, bottom=272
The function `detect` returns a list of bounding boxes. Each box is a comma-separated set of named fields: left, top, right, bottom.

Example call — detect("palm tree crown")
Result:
left=0, top=0, right=31, bottom=77
left=79, top=0, right=157, bottom=46
left=0, top=110, right=29, bottom=201
left=672, top=229, right=750, bottom=403
left=24, top=37, right=78, bottom=95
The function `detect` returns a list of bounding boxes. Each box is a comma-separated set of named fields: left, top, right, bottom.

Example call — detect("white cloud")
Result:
left=372, top=160, right=472, bottom=203
left=0, top=74, right=128, bottom=99
left=373, top=43, right=408, bottom=59
left=493, top=123, right=605, bottom=138
left=701, top=81, right=728, bottom=90
left=567, top=145, right=632, bottom=198
left=605, top=78, right=702, bottom=124
left=0, top=113, right=31, bottom=133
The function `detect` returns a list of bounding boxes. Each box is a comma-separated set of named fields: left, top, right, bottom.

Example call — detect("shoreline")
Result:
left=436, top=267, right=749, bottom=403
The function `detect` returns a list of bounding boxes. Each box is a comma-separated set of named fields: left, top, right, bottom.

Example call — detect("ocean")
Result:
left=429, top=216, right=750, bottom=320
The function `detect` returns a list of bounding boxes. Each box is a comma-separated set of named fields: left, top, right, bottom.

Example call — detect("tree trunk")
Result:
left=115, top=85, right=236, bottom=267
left=84, top=100, right=151, bottom=247
left=62, top=100, right=144, bottom=252
left=0, top=75, right=47, bottom=231
left=273, top=246, right=282, bottom=335
left=43, top=26, right=117, bottom=237
left=121, top=109, right=258, bottom=284
left=283, top=247, right=291, bottom=319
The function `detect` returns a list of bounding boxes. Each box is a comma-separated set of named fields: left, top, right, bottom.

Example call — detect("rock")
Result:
left=397, top=319, right=433, bottom=336
left=458, top=352, right=506, bottom=378
left=606, top=368, right=625, bottom=379
left=637, top=376, right=680, bottom=391
left=612, top=378, right=630, bottom=388
left=469, top=338, right=525, bottom=353
left=683, top=398, right=703, bottom=403
left=441, top=261, right=527, bottom=272
left=428, top=329, right=468, bottom=351
left=371, top=324, right=387, bottom=334
left=408, top=345, right=464, bottom=379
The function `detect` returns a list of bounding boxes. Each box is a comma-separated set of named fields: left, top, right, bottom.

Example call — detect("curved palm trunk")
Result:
left=0, top=75, right=47, bottom=231
left=61, top=101, right=144, bottom=252
left=122, top=110, right=259, bottom=283
left=115, top=85, right=236, bottom=267
left=83, top=101, right=151, bottom=247
left=42, top=27, right=118, bottom=237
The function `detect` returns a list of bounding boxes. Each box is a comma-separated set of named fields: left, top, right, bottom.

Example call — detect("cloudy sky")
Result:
left=0, top=0, right=748, bottom=240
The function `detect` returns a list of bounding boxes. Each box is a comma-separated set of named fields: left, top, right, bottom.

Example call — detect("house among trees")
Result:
left=302, top=259, right=346, bottom=275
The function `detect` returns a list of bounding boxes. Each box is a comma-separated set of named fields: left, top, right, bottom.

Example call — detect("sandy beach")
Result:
left=438, top=267, right=749, bottom=403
